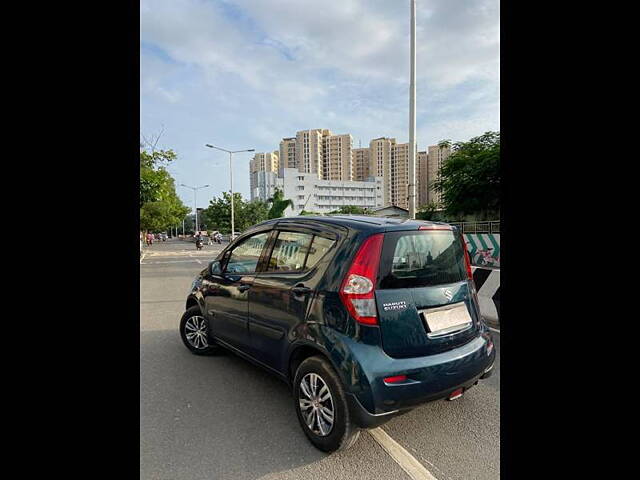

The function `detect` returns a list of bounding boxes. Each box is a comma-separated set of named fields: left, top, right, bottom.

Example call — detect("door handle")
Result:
left=238, top=284, right=251, bottom=292
left=291, top=285, right=312, bottom=295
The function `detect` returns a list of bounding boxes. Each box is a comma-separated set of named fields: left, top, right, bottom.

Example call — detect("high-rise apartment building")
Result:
left=278, top=137, right=296, bottom=172
left=251, top=129, right=454, bottom=212
left=368, top=137, right=412, bottom=209
left=249, top=151, right=279, bottom=202
left=295, top=129, right=330, bottom=178
left=390, top=142, right=410, bottom=209
left=369, top=137, right=393, bottom=205
left=426, top=144, right=451, bottom=205
left=323, top=133, right=353, bottom=181
left=417, top=150, right=429, bottom=207
left=353, top=147, right=370, bottom=181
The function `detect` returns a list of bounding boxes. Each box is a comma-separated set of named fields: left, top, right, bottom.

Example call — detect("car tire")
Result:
left=179, top=306, right=220, bottom=355
left=293, top=356, right=360, bottom=452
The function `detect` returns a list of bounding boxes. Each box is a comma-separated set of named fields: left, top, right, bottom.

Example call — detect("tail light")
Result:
left=339, top=233, right=384, bottom=325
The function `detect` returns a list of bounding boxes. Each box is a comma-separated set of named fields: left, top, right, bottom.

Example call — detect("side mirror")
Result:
left=209, top=260, right=222, bottom=276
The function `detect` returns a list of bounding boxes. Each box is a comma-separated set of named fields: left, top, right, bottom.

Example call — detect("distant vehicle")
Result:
left=160, top=233, right=168, bottom=242
left=180, top=216, right=495, bottom=452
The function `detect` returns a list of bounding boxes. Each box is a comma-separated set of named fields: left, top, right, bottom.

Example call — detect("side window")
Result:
left=225, top=232, right=269, bottom=274
left=266, top=231, right=313, bottom=272
left=304, top=235, right=336, bottom=270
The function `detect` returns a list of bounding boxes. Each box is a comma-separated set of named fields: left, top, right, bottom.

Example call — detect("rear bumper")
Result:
left=348, top=334, right=495, bottom=425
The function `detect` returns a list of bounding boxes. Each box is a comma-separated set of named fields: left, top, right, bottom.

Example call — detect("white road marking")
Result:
left=488, top=327, right=500, bottom=333
left=140, top=252, right=146, bottom=264
left=188, top=252, right=202, bottom=265
left=368, top=428, right=439, bottom=480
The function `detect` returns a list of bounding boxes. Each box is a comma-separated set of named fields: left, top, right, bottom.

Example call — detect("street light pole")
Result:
left=180, top=184, right=209, bottom=234
left=229, top=151, right=234, bottom=240
left=408, top=0, right=417, bottom=219
left=205, top=144, right=255, bottom=240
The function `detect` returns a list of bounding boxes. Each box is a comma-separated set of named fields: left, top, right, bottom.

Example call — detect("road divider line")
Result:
left=368, top=428, right=439, bottom=480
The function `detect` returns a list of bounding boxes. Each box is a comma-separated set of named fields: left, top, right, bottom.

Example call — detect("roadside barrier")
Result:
left=464, top=233, right=500, bottom=268
left=472, top=266, right=500, bottom=326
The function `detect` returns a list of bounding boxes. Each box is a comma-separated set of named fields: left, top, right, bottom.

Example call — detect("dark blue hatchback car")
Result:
left=181, top=216, right=495, bottom=452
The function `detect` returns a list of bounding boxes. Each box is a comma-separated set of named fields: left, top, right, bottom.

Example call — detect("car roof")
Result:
left=251, top=215, right=454, bottom=233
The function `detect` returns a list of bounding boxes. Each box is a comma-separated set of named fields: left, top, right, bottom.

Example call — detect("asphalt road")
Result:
left=140, top=239, right=500, bottom=480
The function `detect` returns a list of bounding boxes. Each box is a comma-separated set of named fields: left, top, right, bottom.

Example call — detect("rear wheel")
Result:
left=293, top=356, right=360, bottom=452
left=179, top=306, right=220, bottom=355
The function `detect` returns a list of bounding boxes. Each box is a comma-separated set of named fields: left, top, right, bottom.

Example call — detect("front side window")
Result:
left=225, top=232, right=269, bottom=274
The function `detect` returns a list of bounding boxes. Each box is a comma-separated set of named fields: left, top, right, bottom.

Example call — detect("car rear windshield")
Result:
left=378, top=230, right=467, bottom=289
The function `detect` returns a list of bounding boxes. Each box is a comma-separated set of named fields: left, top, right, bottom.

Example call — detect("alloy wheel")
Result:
left=184, top=315, right=209, bottom=349
left=298, top=373, right=335, bottom=436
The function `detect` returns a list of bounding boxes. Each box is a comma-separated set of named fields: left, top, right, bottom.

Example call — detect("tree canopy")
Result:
left=432, top=131, right=500, bottom=218
left=139, top=147, right=190, bottom=232
left=267, top=188, right=294, bottom=219
left=328, top=205, right=367, bottom=215
left=201, top=192, right=270, bottom=233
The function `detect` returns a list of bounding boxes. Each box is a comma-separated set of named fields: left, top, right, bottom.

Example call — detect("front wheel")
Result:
left=293, top=356, right=360, bottom=452
left=179, top=306, right=220, bottom=355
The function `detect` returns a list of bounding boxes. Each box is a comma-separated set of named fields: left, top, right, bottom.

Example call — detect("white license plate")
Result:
left=420, top=302, right=472, bottom=337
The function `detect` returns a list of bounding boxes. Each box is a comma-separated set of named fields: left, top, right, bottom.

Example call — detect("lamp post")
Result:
left=180, top=184, right=209, bottom=234
left=205, top=144, right=254, bottom=240
left=408, top=0, right=417, bottom=219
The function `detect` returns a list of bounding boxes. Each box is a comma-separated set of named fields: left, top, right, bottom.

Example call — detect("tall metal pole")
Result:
left=182, top=218, right=185, bottom=236
left=408, top=0, right=417, bottom=219
left=180, top=184, right=209, bottom=235
left=230, top=151, right=234, bottom=239
left=194, top=188, right=198, bottom=233
left=205, top=144, right=254, bottom=240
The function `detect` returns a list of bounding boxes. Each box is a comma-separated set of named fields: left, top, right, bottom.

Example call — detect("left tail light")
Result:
left=339, top=233, right=384, bottom=325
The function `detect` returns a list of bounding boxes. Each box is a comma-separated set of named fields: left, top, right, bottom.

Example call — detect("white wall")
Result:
left=278, top=168, right=383, bottom=216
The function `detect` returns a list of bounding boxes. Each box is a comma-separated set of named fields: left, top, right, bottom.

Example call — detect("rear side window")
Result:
left=378, top=231, right=467, bottom=289
left=265, top=231, right=337, bottom=273
left=304, top=235, right=336, bottom=269
left=266, top=231, right=313, bottom=271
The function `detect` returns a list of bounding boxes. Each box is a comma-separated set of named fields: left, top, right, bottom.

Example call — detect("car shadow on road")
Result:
left=141, top=328, right=328, bottom=480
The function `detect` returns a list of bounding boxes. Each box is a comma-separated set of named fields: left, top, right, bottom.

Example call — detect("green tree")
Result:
left=328, top=205, right=367, bottom=215
left=139, top=147, right=190, bottom=232
left=267, top=188, right=293, bottom=219
left=416, top=202, right=440, bottom=221
left=432, top=131, right=500, bottom=218
left=240, top=199, right=270, bottom=229
left=201, top=192, right=270, bottom=233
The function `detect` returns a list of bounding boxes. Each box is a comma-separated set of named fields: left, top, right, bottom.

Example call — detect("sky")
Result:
left=140, top=0, right=500, bottom=210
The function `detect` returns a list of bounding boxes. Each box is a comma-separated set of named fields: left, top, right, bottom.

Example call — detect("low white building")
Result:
left=277, top=168, right=384, bottom=216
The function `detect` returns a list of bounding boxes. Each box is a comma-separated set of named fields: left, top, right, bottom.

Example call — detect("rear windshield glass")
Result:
left=378, top=231, right=467, bottom=289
